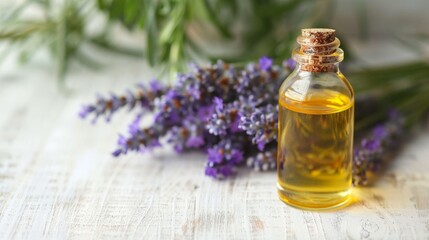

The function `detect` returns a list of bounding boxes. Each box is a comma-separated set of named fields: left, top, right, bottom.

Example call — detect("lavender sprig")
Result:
left=79, top=80, right=167, bottom=122
left=353, top=110, right=405, bottom=185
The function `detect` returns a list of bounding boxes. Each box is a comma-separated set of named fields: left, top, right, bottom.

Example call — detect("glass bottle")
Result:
left=277, top=28, right=354, bottom=210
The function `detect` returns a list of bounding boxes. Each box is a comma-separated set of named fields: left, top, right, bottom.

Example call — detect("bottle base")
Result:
left=277, top=184, right=351, bottom=210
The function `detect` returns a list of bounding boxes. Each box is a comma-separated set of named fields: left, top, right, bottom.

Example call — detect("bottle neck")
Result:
left=292, top=29, right=344, bottom=73
left=292, top=47, right=343, bottom=73
left=296, top=62, right=340, bottom=73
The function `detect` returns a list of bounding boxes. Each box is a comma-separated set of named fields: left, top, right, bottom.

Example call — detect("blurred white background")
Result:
left=334, top=0, right=429, bottom=38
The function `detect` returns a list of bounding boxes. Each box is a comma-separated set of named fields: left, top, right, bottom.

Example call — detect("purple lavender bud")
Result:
left=204, top=162, right=235, bottom=179
left=128, top=115, right=142, bottom=135
left=229, top=117, right=241, bottom=133
left=167, top=117, right=206, bottom=152
left=239, top=104, right=277, bottom=150
left=218, top=165, right=234, bottom=177
left=352, top=110, right=405, bottom=186
left=207, top=116, right=228, bottom=136
left=258, top=56, right=273, bottom=71
left=236, top=74, right=250, bottom=93
left=213, top=97, right=224, bottom=112
left=246, top=148, right=277, bottom=171
left=197, top=105, right=214, bottom=122
left=207, top=147, right=223, bottom=164
left=229, top=149, right=244, bottom=164
left=186, top=136, right=205, bottom=148
left=207, top=100, right=243, bottom=136
left=361, top=139, right=381, bottom=151
left=204, top=137, right=246, bottom=178
left=205, top=166, right=218, bottom=178
left=78, top=105, right=96, bottom=119
left=117, top=134, right=127, bottom=148
left=166, top=89, right=180, bottom=101
left=256, top=139, right=266, bottom=151
left=372, top=125, right=387, bottom=139
left=283, top=59, right=296, bottom=70
left=112, top=149, right=122, bottom=157
left=149, top=79, right=164, bottom=93
left=113, top=123, right=165, bottom=156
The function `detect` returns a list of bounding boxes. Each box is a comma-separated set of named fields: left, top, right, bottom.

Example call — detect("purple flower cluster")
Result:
left=239, top=104, right=278, bottom=150
left=205, top=137, right=245, bottom=179
left=353, top=110, right=405, bottom=185
left=80, top=57, right=291, bottom=178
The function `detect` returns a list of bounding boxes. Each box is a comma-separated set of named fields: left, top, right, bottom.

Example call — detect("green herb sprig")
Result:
left=0, top=0, right=141, bottom=81
left=1, top=0, right=333, bottom=80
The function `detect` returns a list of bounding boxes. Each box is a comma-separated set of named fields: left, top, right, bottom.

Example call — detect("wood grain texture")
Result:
left=0, top=46, right=429, bottom=239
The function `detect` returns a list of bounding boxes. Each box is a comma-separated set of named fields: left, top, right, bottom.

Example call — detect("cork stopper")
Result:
left=301, top=28, right=336, bottom=44
left=293, top=28, right=343, bottom=72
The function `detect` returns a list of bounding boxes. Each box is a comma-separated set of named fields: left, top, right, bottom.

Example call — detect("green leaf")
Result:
left=170, top=33, right=183, bottom=64
left=89, top=37, right=144, bottom=57
left=96, top=0, right=106, bottom=10
left=109, top=0, right=125, bottom=20
left=159, top=17, right=179, bottom=45
left=159, top=1, right=185, bottom=45
left=124, top=0, right=142, bottom=27
left=145, top=0, right=157, bottom=66
left=201, top=0, right=232, bottom=39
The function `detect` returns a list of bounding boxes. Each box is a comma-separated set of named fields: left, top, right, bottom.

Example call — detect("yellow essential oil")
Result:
left=277, top=28, right=354, bottom=210
left=277, top=90, right=353, bottom=209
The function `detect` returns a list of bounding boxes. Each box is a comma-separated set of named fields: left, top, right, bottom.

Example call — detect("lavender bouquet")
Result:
left=80, top=57, right=428, bottom=185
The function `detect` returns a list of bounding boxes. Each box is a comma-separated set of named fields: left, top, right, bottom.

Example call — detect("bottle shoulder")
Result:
left=279, top=70, right=354, bottom=114
left=280, top=70, right=354, bottom=98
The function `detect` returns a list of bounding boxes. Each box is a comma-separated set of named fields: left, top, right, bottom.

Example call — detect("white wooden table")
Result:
left=0, top=41, right=428, bottom=239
